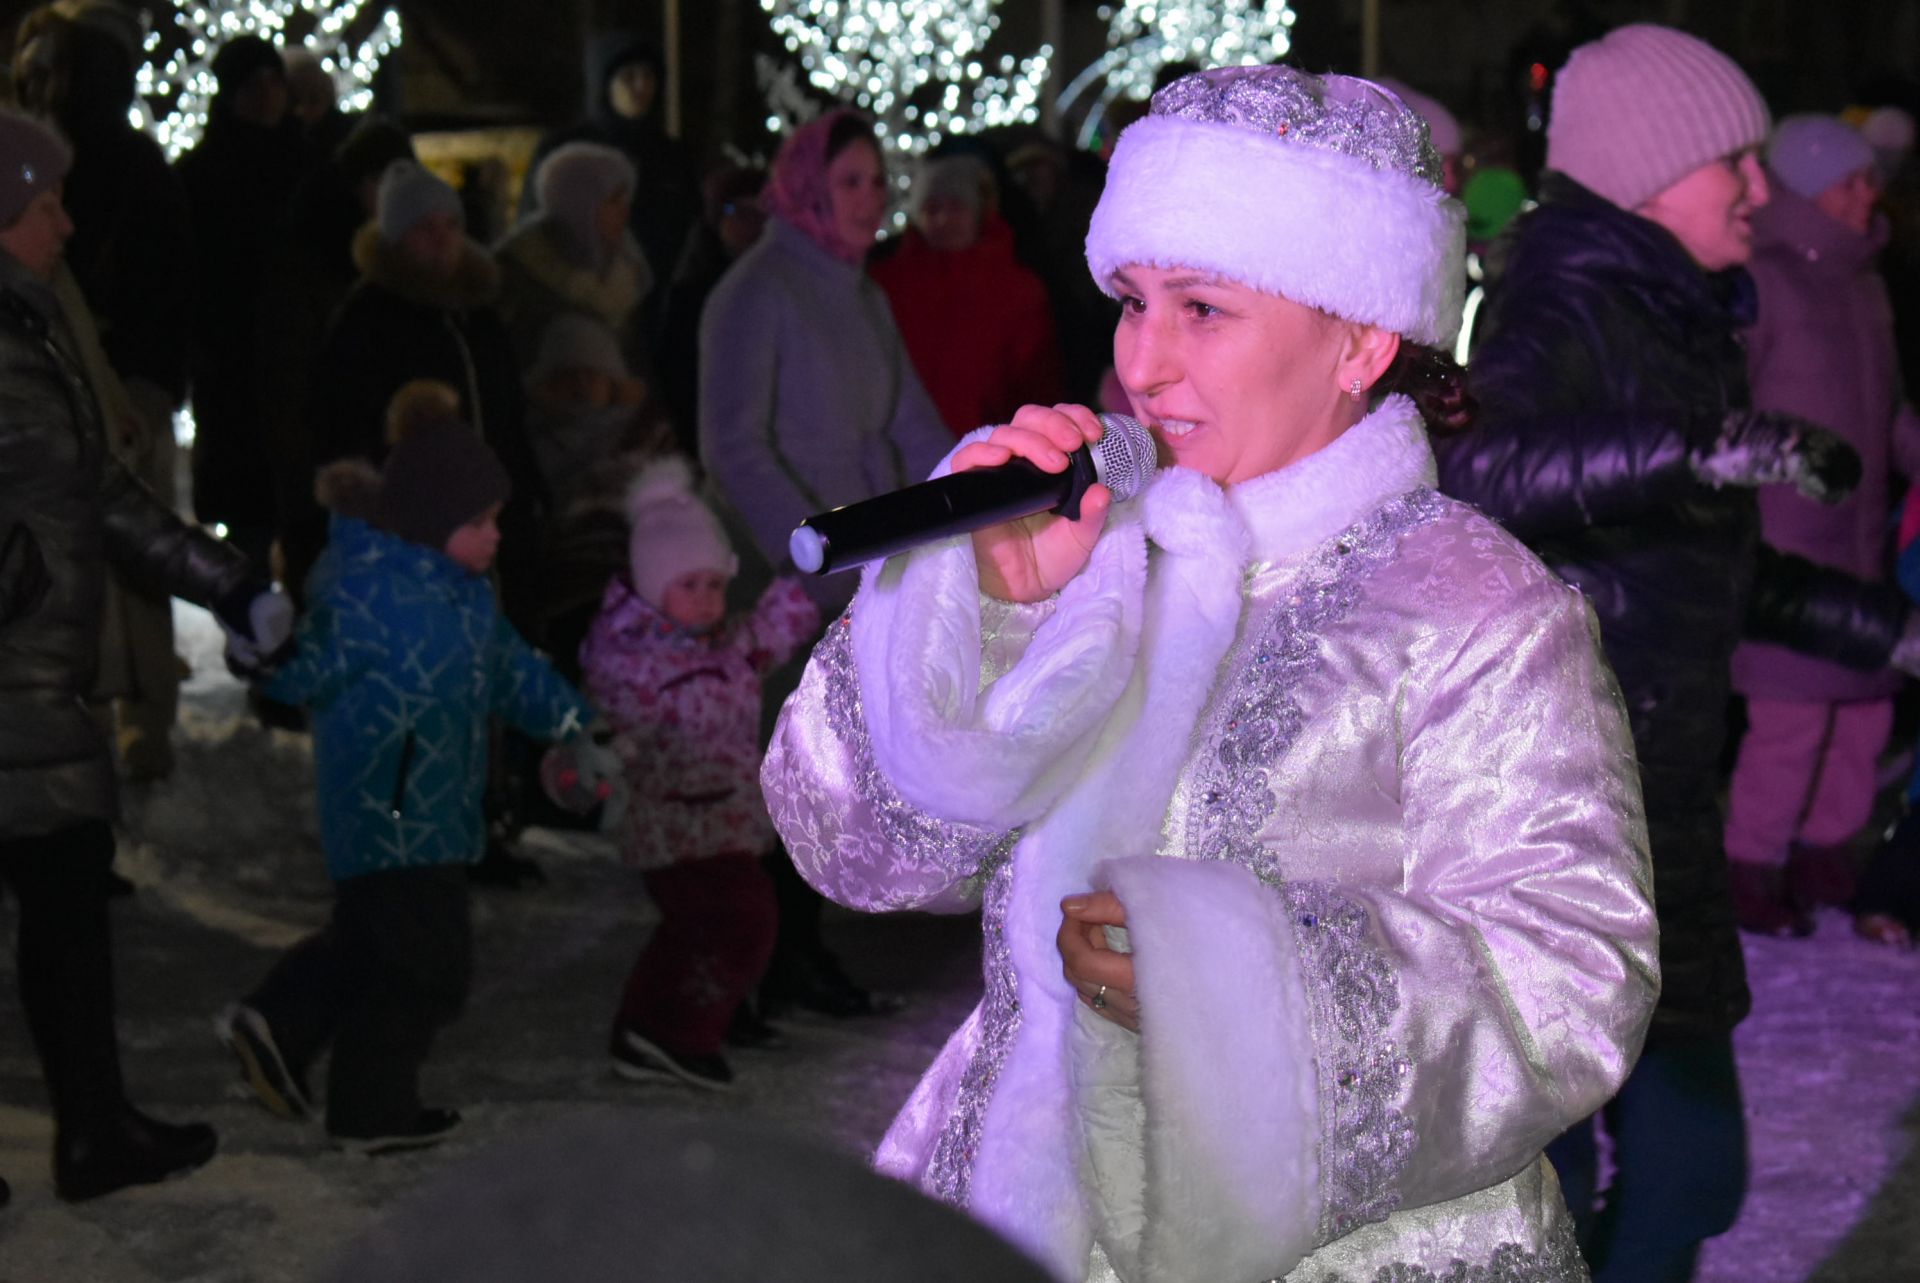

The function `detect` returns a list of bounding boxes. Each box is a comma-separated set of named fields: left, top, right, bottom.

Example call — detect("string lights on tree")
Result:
left=758, top=0, right=1050, bottom=196
left=1060, top=1, right=1297, bottom=148
left=136, top=2, right=402, bottom=159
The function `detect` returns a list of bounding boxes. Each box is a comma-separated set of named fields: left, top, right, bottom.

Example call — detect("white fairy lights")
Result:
left=135, top=2, right=403, bottom=159
left=759, top=0, right=1050, bottom=173
left=1061, top=1, right=1297, bottom=146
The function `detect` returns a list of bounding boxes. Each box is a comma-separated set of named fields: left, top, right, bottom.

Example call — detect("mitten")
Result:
left=540, top=720, right=627, bottom=819
left=1691, top=410, right=1861, bottom=504
left=216, top=583, right=296, bottom=671
left=1891, top=611, right=1920, bottom=679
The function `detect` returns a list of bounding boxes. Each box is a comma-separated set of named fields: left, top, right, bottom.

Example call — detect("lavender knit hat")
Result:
left=1768, top=114, right=1876, bottom=199
left=1547, top=24, right=1771, bottom=211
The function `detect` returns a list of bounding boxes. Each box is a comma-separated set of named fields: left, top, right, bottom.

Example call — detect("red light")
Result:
left=1529, top=62, right=1550, bottom=93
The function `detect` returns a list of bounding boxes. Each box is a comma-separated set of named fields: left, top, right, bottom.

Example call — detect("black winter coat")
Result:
left=0, top=255, right=250, bottom=838
left=177, top=114, right=313, bottom=530
left=1435, top=174, right=1908, bottom=1033
left=306, top=228, right=543, bottom=625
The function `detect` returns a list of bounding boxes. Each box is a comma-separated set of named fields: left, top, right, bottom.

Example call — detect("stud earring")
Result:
left=1348, top=378, right=1365, bottom=403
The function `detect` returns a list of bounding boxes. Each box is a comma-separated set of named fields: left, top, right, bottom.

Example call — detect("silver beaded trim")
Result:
left=925, top=850, right=1020, bottom=1207
left=1152, top=66, right=1443, bottom=187
left=1186, top=488, right=1446, bottom=1241
left=814, top=615, right=1006, bottom=908
left=1348, top=1219, right=1590, bottom=1282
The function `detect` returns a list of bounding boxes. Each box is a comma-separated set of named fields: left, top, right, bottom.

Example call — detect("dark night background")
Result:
left=3, top=1, right=1918, bottom=171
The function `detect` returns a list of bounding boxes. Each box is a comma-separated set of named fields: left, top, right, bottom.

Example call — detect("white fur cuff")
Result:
left=1086, top=115, right=1466, bottom=348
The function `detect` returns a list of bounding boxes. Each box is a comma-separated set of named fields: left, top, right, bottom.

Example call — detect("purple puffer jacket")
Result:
left=580, top=574, right=819, bottom=870
left=1731, top=178, right=1920, bottom=702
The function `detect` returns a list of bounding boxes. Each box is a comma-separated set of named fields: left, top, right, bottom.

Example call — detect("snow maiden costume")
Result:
left=763, top=68, right=1658, bottom=1283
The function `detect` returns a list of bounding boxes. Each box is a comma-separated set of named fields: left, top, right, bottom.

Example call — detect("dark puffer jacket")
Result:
left=1435, top=173, right=1909, bottom=1033
left=0, top=254, right=251, bottom=838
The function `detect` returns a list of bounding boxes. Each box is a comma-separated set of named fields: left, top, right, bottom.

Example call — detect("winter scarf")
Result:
left=762, top=108, right=873, bottom=267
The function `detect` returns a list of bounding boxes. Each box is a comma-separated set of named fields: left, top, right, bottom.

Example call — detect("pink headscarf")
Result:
left=762, top=108, right=876, bottom=266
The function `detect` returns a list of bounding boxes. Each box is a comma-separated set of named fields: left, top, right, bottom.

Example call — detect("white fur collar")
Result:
left=1227, top=394, right=1436, bottom=566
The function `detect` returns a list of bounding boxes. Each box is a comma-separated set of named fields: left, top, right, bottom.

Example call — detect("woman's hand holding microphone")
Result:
left=950, top=404, right=1118, bottom=603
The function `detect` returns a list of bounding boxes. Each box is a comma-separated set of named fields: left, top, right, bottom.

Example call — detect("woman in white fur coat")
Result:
left=762, top=66, right=1658, bottom=1283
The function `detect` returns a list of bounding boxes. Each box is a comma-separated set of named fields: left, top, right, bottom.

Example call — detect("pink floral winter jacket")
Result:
left=581, top=574, right=819, bottom=869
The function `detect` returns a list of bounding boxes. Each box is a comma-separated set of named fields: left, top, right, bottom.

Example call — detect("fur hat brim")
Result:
left=1085, top=115, right=1466, bottom=348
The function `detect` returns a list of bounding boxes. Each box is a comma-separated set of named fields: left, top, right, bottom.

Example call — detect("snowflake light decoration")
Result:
left=758, top=0, right=1050, bottom=214
left=136, top=1, right=403, bottom=159
left=1061, top=1, right=1297, bottom=148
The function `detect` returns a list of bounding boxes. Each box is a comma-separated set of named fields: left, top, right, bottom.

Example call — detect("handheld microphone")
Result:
left=788, top=414, right=1158, bottom=575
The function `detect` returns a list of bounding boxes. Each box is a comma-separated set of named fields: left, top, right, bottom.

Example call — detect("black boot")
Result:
left=1729, top=860, right=1813, bottom=938
left=0, top=1173, right=10, bottom=1209
left=54, top=1104, right=217, bottom=1202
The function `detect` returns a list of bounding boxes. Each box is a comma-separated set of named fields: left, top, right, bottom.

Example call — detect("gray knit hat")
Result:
left=1768, top=114, right=1876, bottom=199
left=0, top=109, right=72, bottom=227
left=1547, top=24, right=1771, bottom=211
left=534, top=142, right=636, bottom=257
left=376, top=159, right=463, bottom=243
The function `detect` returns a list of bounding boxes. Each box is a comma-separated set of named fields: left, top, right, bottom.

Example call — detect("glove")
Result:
left=1891, top=611, right=1920, bottom=679
left=540, top=719, right=628, bottom=821
left=1691, top=410, right=1861, bottom=504
left=216, top=583, right=296, bottom=674
left=0, top=521, right=50, bottom=627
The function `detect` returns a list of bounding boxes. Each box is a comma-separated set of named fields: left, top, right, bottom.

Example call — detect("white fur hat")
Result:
left=625, top=457, right=738, bottom=610
left=1085, top=65, right=1466, bottom=348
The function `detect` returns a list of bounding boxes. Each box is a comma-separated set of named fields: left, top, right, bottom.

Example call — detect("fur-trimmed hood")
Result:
left=495, top=215, right=653, bottom=327
left=352, top=222, right=501, bottom=311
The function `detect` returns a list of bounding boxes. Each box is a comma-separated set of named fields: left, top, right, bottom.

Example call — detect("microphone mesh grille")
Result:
left=1092, top=414, right=1158, bottom=502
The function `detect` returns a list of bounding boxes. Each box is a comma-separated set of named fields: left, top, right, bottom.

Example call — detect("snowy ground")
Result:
left=0, top=602, right=1915, bottom=1281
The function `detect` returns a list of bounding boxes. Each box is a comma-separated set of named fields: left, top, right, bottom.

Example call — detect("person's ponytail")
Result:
left=1381, top=342, right=1475, bottom=433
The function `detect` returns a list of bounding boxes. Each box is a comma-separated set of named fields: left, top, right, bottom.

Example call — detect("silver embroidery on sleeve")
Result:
left=1186, top=489, right=1443, bottom=1241
left=1344, top=1219, right=1590, bottom=1282
left=925, top=851, right=1020, bottom=1207
left=814, top=615, right=1006, bottom=904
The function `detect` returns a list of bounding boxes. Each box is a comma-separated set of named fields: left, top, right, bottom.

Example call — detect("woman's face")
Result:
left=1111, top=265, right=1385, bottom=486
left=917, top=193, right=981, bottom=253
left=826, top=140, right=889, bottom=253
left=400, top=209, right=464, bottom=279
left=1638, top=148, right=1770, bottom=271
left=0, top=185, right=73, bottom=280
left=595, top=188, right=632, bottom=250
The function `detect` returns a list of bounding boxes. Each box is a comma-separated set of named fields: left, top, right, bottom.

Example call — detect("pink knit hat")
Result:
left=625, top=456, right=737, bottom=610
left=1547, top=24, right=1770, bottom=211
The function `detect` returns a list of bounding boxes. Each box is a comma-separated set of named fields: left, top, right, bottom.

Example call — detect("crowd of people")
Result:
left=2, top=4, right=1920, bottom=1282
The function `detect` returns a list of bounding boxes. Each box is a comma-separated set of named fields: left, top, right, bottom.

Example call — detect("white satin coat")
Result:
left=762, top=398, right=1658, bottom=1283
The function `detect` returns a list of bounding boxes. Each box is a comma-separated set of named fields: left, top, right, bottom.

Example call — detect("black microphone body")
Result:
left=789, top=414, right=1155, bottom=575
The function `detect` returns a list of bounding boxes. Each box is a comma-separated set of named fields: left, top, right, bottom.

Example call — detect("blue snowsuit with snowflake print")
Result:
left=242, top=514, right=587, bottom=1140
left=265, top=515, right=588, bottom=882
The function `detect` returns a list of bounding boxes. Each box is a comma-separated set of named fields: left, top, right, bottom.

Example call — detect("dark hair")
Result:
left=825, top=112, right=879, bottom=164
left=1381, top=343, right=1475, bottom=433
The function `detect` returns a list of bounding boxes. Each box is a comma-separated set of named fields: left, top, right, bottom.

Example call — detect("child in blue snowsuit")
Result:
left=219, top=421, right=591, bottom=1151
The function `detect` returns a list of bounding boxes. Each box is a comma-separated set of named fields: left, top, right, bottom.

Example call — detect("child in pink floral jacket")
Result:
left=580, top=458, right=819, bottom=1089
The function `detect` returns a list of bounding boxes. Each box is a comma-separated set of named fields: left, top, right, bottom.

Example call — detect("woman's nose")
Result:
left=1116, top=317, right=1177, bottom=399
